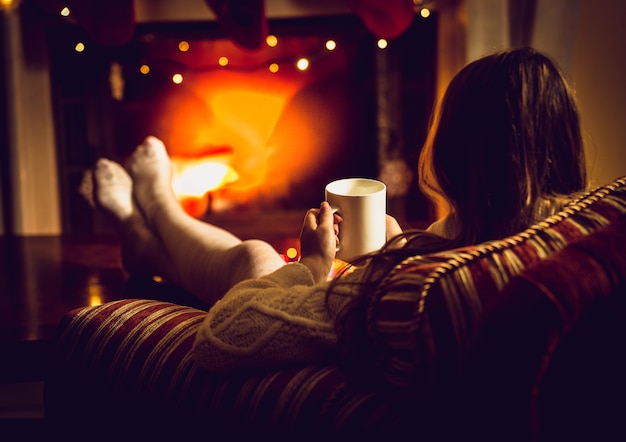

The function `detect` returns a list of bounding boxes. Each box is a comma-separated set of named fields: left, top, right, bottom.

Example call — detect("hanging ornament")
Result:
left=345, top=0, right=415, bottom=39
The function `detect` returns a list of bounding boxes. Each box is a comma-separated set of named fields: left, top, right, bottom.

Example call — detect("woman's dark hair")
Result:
left=419, top=47, right=587, bottom=245
left=330, top=47, right=588, bottom=371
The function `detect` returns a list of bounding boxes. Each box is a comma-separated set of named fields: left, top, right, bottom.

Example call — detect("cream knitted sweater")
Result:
left=193, top=262, right=359, bottom=372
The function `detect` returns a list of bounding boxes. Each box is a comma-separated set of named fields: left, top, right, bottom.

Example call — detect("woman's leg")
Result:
left=91, top=158, right=178, bottom=282
left=125, top=136, right=286, bottom=304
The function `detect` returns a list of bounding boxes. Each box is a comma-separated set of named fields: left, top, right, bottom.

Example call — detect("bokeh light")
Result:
left=266, top=35, right=278, bottom=47
left=286, top=247, right=298, bottom=260
left=296, top=58, right=309, bottom=71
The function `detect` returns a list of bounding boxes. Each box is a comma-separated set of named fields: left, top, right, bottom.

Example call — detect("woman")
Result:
left=90, top=47, right=587, bottom=372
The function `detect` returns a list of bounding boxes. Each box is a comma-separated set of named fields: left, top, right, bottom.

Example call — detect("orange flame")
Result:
left=149, top=47, right=349, bottom=216
left=171, top=158, right=239, bottom=198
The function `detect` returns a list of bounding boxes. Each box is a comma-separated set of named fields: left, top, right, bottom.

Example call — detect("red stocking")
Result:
left=346, top=0, right=415, bottom=38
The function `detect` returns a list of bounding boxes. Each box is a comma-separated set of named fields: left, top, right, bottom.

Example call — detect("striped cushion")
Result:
left=46, top=299, right=414, bottom=436
left=367, top=176, right=626, bottom=390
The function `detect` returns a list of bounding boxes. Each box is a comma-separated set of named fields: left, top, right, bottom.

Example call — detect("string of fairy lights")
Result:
left=54, top=2, right=434, bottom=86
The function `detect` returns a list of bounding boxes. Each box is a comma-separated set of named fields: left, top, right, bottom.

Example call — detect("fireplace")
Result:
left=47, top=12, right=437, bottom=235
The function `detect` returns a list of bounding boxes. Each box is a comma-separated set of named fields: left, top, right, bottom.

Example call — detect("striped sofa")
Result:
left=44, top=176, right=626, bottom=441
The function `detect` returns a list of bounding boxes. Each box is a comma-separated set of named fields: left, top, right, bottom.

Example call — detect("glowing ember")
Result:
left=171, top=158, right=239, bottom=198
left=170, top=157, right=240, bottom=217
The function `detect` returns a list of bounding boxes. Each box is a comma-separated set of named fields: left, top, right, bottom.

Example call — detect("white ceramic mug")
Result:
left=325, top=178, right=387, bottom=261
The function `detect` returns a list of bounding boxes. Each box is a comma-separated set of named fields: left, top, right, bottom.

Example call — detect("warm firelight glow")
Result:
left=89, top=294, right=103, bottom=307
left=87, top=275, right=104, bottom=306
left=150, top=38, right=347, bottom=215
left=218, top=56, right=229, bottom=66
left=377, top=39, right=388, bottom=49
left=60, top=6, right=70, bottom=16
left=420, top=8, right=431, bottom=18
left=140, top=64, right=150, bottom=74
left=179, top=41, right=190, bottom=52
left=75, top=42, right=85, bottom=52
left=171, top=159, right=239, bottom=198
left=171, top=157, right=240, bottom=217
left=172, top=73, right=184, bottom=84
left=162, top=76, right=312, bottom=212
left=325, top=40, right=337, bottom=51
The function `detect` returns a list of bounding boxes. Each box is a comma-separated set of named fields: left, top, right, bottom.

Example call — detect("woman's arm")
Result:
left=193, top=262, right=355, bottom=372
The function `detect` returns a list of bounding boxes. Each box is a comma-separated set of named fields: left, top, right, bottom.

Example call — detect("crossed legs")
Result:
left=91, top=136, right=286, bottom=306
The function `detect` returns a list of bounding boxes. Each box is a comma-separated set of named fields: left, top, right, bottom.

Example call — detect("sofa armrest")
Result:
left=460, top=214, right=626, bottom=440
left=44, top=299, right=413, bottom=440
left=45, top=300, right=205, bottom=412
left=359, top=176, right=626, bottom=393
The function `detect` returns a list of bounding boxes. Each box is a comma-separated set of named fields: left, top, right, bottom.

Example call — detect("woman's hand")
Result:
left=299, top=201, right=339, bottom=283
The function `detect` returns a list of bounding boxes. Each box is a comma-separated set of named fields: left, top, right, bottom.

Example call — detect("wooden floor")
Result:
left=0, top=235, right=123, bottom=381
left=0, top=235, right=124, bottom=342
left=0, top=211, right=304, bottom=382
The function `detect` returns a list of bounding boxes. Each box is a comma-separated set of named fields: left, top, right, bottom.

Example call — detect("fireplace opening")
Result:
left=48, top=13, right=437, bottom=237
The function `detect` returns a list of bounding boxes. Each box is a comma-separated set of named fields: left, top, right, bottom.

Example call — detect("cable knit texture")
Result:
left=193, top=262, right=357, bottom=372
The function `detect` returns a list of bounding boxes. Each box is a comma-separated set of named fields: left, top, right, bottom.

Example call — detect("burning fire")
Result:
left=160, top=74, right=319, bottom=216
left=142, top=36, right=350, bottom=217
left=172, top=157, right=239, bottom=198
left=171, top=157, right=240, bottom=216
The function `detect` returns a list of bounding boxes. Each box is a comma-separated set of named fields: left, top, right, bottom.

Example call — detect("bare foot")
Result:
left=91, top=158, right=174, bottom=278
left=127, top=136, right=179, bottom=224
